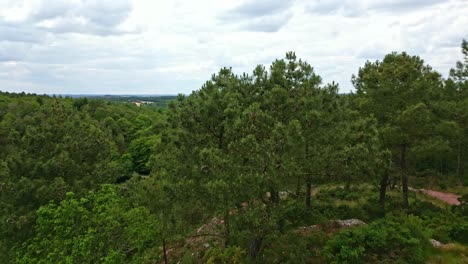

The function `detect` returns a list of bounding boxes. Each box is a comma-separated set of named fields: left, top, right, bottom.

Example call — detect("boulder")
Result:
left=335, top=219, right=366, bottom=227
left=429, top=238, right=443, bottom=248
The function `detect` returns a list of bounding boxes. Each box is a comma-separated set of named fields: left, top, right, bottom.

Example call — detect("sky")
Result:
left=0, top=0, right=467, bottom=95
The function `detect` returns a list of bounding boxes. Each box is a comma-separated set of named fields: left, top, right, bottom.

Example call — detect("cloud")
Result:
left=219, top=0, right=294, bottom=32
left=0, top=42, right=31, bottom=62
left=0, top=21, right=45, bottom=43
left=36, top=0, right=133, bottom=35
left=226, top=0, right=292, bottom=18
left=356, top=42, right=392, bottom=60
left=0, top=0, right=134, bottom=38
left=306, top=0, right=446, bottom=16
left=239, top=12, right=293, bottom=32
left=30, top=0, right=74, bottom=21
left=0, top=0, right=467, bottom=95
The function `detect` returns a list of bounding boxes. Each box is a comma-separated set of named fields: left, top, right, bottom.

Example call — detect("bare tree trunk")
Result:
left=249, top=236, right=263, bottom=259
left=296, top=174, right=301, bottom=197
left=345, top=161, right=351, bottom=191
left=390, top=174, right=397, bottom=190
left=224, top=209, right=230, bottom=247
left=306, top=175, right=312, bottom=208
left=379, top=171, right=389, bottom=208
left=457, top=139, right=462, bottom=177
left=162, top=238, right=168, bottom=264
left=400, top=144, right=409, bottom=209
left=223, top=193, right=230, bottom=247
left=270, top=189, right=279, bottom=204
left=305, top=144, right=312, bottom=208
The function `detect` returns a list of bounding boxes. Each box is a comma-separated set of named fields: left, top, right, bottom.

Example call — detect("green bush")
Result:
left=281, top=200, right=325, bottom=227
left=17, top=186, right=160, bottom=264
left=259, top=231, right=325, bottom=264
left=409, top=200, right=442, bottom=215
left=203, top=246, right=246, bottom=264
left=449, top=222, right=468, bottom=244
left=438, top=182, right=448, bottom=190
left=323, top=215, right=430, bottom=264
left=316, top=186, right=366, bottom=201
left=360, top=199, right=386, bottom=221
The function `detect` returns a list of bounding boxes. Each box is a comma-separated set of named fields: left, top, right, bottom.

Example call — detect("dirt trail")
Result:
left=409, top=187, right=461, bottom=205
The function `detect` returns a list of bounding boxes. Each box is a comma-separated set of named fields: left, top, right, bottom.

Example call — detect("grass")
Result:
left=440, top=186, right=468, bottom=196
left=426, top=243, right=468, bottom=264
left=410, top=191, right=454, bottom=209
left=308, top=184, right=468, bottom=264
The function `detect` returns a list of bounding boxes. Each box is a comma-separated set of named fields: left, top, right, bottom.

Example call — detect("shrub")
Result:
left=323, top=215, right=430, bottom=264
left=203, top=246, right=246, bottom=264
left=281, top=199, right=327, bottom=227
left=17, top=186, right=160, bottom=264
left=316, top=186, right=367, bottom=201
left=438, top=182, right=448, bottom=190
left=449, top=222, right=468, bottom=244
left=260, top=231, right=325, bottom=264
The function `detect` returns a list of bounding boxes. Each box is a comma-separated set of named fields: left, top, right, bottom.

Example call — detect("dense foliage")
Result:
left=324, top=215, right=429, bottom=264
left=0, top=40, right=467, bottom=263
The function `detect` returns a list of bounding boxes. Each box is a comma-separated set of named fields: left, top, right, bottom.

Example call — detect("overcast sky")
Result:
left=0, top=0, right=467, bottom=95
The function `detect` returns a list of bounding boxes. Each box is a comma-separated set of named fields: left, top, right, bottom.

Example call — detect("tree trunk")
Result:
left=379, top=171, right=389, bottom=208
left=249, top=236, right=263, bottom=259
left=345, top=173, right=351, bottom=191
left=456, top=138, right=462, bottom=177
left=162, top=238, right=168, bottom=264
left=390, top=175, right=397, bottom=190
left=296, top=174, right=301, bottom=197
left=345, top=159, right=351, bottom=191
left=306, top=175, right=312, bottom=208
left=400, top=144, right=409, bottom=209
left=224, top=209, right=230, bottom=247
left=270, top=189, right=279, bottom=204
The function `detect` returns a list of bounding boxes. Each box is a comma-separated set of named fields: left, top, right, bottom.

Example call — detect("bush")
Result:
left=281, top=199, right=326, bottom=227
left=360, top=199, right=386, bottom=221
left=407, top=200, right=468, bottom=244
left=260, top=231, right=325, bottom=264
left=316, top=186, right=368, bottom=201
left=449, top=222, right=468, bottom=244
left=17, top=186, right=160, bottom=264
left=203, top=246, right=246, bottom=264
left=408, top=200, right=443, bottom=217
left=323, top=215, right=430, bottom=264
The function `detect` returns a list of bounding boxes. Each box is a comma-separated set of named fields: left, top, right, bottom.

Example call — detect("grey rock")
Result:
left=429, top=239, right=443, bottom=247
left=335, top=219, right=366, bottom=227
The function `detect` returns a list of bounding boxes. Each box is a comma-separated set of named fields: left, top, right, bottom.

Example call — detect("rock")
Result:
left=295, top=225, right=320, bottom=236
left=429, top=238, right=443, bottom=247
left=196, top=217, right=224, bottom=235
left=297, top=219, right=366, bottom=237
left=335, top=219, right=366, bottom=227
left=279, top=191, right=289, bottom=200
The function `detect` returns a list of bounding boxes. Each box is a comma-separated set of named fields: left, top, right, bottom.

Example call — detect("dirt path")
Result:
left=409, top=187, right=461, bottom=205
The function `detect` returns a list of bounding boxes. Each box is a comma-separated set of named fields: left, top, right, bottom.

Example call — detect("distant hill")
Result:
left=67, top=94, right=178, bottom=107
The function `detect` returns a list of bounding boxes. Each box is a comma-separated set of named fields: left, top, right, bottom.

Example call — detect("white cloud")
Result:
left=0, top=0, right=466, bottom=94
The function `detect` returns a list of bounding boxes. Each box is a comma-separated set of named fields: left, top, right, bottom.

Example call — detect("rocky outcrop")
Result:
left=297, top=219, right=366, bottom=236
left=334, top=219, right=366, bottom=227
left=429, top=239, right=443, bottom=248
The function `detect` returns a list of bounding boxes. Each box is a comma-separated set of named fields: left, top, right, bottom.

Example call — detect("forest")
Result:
left=1, top=40, right=467, bottom=263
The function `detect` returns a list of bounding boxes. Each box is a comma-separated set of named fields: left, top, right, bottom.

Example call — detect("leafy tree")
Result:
left=444, top=39, right=468, bottom=178
left=18, top=185, right=160, bottom=264
left=353, top=52, right=443, bottom=208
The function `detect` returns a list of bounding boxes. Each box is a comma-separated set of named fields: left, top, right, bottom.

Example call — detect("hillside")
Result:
left=1, top=42, right=468, bottom=263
